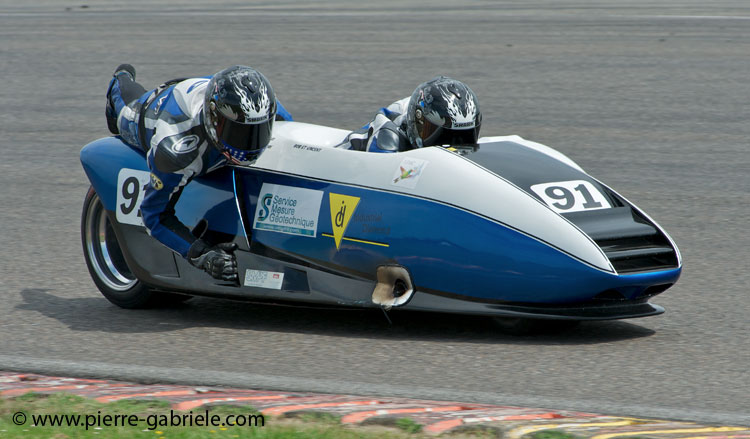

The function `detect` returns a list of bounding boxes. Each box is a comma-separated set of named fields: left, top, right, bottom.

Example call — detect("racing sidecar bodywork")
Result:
left=80, top=121, right=681, bottom=320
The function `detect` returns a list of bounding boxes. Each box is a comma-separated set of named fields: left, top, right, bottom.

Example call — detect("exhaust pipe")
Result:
left=372, top=265, right=414, bottom=309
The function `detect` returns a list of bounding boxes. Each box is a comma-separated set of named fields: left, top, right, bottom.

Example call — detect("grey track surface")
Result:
left=1, top=0, right=748, bottom=425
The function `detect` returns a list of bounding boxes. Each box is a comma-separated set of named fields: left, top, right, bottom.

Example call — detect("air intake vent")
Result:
left=596, top=236, right=678, bottom=273
left=563, top=206, right=679, bottom=274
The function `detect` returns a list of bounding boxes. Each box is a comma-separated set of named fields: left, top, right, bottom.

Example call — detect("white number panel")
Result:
left=530, top=180, right=611, bottom=213
left=115, top=169, right=150, bottom=226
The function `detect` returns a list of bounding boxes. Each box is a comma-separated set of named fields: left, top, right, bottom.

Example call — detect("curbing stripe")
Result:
left=96, top=389, right=199, bottom=403
left=425, top=419, right=464, bottom=433
left=508, top=420, right=640, bottom=439
left=173, top=395, right=290, bottom=411
left=341, top=405, right=471, bottom=424
left=591, top=427, right=750, bottom=439
left=425, top=412, right=568, bottom=434
left=678, top=436, right=750, bottom=439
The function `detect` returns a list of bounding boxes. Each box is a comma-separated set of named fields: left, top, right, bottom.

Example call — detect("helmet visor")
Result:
left=421, top=119, right=479, bottom=147
left=216, top=118, right=273, bottom=161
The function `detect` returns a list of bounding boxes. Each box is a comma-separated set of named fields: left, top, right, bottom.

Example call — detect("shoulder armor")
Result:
left=372, top=121, right=410, bottom=152
left=153, top=134, right=202, bottom=173
left=374, top=128, right=399, bottom=152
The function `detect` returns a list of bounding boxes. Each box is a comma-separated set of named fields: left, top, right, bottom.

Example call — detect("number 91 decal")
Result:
left=530, top=180, right=611, bottom=213
left=115, top=169, right=150, bottom=226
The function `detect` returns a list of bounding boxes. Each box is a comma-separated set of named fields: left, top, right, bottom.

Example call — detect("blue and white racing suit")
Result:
left=341, top=97, right=412, bottom=152
left=108, top=74, right=292, bottom=258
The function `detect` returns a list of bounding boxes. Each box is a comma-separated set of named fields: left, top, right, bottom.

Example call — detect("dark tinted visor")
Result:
left=422, top=123, right=479, bottom=147
left=217, top=118, right=273, bottom=153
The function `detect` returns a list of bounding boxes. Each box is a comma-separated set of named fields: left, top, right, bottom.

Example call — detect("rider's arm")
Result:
left=139, top=142, right=202, bottom=258
left=140, top=151, right=237, bottom=282
left=367, top=124, right=402, bottom=153
left=341, top=97, right=410, bottom=151
left=381, top=97, right=410, bottom=121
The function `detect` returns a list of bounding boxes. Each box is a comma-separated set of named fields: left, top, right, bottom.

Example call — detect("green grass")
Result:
left=395, top=418, right=423, bottom=434
left=0, top=392, right=427, bottom=438
left=530, top=430, right=581, bottom=439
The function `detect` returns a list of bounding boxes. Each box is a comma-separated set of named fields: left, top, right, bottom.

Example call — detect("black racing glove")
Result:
left=187, top=240, right=238, bottom=282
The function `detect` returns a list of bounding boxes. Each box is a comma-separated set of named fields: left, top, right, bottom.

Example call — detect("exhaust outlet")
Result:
left=372, top=265, right=414, bottom=309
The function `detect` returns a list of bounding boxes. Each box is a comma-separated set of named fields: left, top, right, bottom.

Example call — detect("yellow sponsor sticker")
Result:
left=329, top=193, right=360, bottom=250
left=150, top=173, right=164, bottom=190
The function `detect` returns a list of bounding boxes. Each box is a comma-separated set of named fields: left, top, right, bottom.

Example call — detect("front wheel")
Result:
left=81, top=187, right=188, bottom=308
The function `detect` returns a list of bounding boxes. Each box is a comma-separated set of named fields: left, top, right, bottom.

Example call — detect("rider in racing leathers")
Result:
left=341, top=76, right=482, bottom=152
left=105, top=64, right=292, bottom=282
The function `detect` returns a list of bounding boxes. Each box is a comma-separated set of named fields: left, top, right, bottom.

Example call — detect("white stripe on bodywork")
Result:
left=250, top=122, right=614, bottom=272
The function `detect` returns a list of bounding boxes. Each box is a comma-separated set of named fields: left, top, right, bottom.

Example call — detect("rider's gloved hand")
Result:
left=188, top=240, right=238, bottom=282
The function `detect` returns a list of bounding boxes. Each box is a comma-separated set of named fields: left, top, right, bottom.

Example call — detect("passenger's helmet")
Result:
left=405, top=76, right=481, bottom=148
left=204, top=65, right=276, bottom=163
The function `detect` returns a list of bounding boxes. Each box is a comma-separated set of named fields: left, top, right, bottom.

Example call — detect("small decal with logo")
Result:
left=244, top=269, right=284, bottom=289
left=329, top=193, right=360, bottom=250
left=149, top=173, right=164, bottom=191
left=170, top=135, right=200, bottom=154
left=391, top=158, right=428, bottom=189
left=252, top=184, right=324, bottom=237
left=323, top=194, right=389, bottom=250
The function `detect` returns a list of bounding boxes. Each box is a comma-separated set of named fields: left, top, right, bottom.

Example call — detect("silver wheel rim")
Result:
left=84, top=193, right=137, bottom=291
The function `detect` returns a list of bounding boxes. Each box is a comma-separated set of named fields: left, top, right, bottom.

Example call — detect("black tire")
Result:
left=81, top=186, right=190, bottom=308
left=492, top=317, right=580, bottom=335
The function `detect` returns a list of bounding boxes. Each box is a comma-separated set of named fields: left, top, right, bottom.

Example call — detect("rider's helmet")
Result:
left=405, top=76, right=481, bottom=148
left=204, top=65, right=276, bottom=163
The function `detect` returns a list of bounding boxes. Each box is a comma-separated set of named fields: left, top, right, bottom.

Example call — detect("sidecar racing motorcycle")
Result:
left=80, top=121, right=681, bottom=322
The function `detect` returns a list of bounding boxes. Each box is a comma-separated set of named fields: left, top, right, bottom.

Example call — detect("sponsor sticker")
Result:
left=252, top=184, right=323, bottom=237
left=391, top=158, right=428, bottom=189
left=244, top=269, right=284, bottom=289
left=150, top=173, right=163, bottom=190
left=323, top=195, right=390, bottom=250
left=329, top=193, right=360, bottom=250
left=530, top=180, right=612, bottom=213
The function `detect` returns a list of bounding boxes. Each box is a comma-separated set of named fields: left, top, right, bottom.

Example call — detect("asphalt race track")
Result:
left=1, top=0, right=748, bottom=425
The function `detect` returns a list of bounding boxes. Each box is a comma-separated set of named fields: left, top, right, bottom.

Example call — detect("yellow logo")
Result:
left=329, top=193, right=360, bottom=250
left=150, top=173, right=164, bottom=190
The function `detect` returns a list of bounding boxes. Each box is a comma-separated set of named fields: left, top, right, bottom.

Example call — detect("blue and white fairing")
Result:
left=234, top=122, right=681, bottom=317
left=80, top=121, right=681, bottom=320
